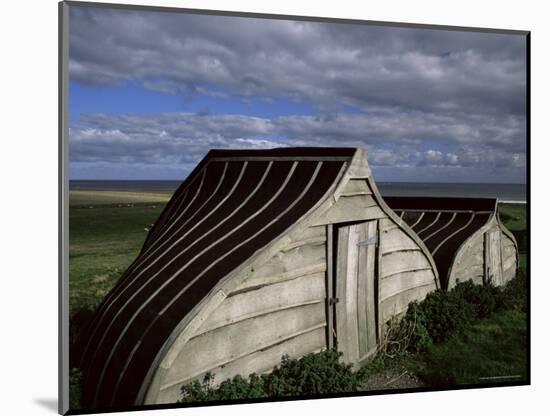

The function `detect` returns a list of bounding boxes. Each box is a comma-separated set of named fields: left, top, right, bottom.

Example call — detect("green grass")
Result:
left=411, top=310, right=527, bottom=386
left=69, top=202, right=166, bottom=316
left=498, top=203, right=527, bottom=231
left=499, top=203, right=527, bottom=271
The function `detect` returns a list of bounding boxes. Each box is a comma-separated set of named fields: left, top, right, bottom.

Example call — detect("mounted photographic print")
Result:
left=59, top=1, right=529, bottom=414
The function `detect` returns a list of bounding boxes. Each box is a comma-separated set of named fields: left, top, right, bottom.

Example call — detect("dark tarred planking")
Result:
left=384, top=196, right=496, bottom=290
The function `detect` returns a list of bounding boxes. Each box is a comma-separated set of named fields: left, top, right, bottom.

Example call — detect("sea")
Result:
left=69, top=180, right=527, bottom=203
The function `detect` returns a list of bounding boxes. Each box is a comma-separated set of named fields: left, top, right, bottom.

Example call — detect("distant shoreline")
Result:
left=69, top=180, right=527, bottom=202
left=500, top=200, right=527, bottom=204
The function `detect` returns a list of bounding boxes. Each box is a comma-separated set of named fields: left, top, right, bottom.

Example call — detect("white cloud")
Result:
left=70, top=112, right=526, bottom=181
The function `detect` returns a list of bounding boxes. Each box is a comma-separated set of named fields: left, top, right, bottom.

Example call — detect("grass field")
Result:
left=69, top=190, right=170, bottom=316
left=498, top=203, right=528, bottom=271
left=412, top=309, right=527, bottom=386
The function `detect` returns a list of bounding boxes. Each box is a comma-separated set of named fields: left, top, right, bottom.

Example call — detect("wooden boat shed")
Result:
left=80, top=147, right=442, bottom=408
left=384, top=197, right=518, bottom=290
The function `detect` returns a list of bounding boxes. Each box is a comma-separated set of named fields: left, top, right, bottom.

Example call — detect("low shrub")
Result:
left=452, top=280, right=506, bottom=319
left=401, top=301, right=433, bottom=353
left=502, top=269, right=528, bottom=312
left=180, top=372, right=266, bottom=402
left=180, top=349, right=360, bottom=402
left=510, top=229, right=527, bottom=254
left=264, top=350, right=358, bottom=396
left=415, top=288, right=476, bottom=344
left=389, top=273, right=527, bottom=353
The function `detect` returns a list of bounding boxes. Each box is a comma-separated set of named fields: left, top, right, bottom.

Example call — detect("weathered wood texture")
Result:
left=336, top=221, right=378, bottom=365
left=156, top=328, right=326, bottom=404
left=160, top=301, right=326, bottom=392
left=379, top=284, right=434, bottom=324
left=380, top=227, right=420, bottom=254
left=448, top=234, right=485, bottom=289
left=326, top=224, right=334, bottom=349
left=311, top=194, right=386, bottom=225
left=487, top=228, right=504, bottom=286
left=149, top=226, right=329, bottom=400
left=501, top=232, right=517, bottom=283
left=341, top=178, right=373, bottom=195
left=381, top=250, right=432, bottom=278
left=336, top=225, right=357, bottom=363
left=357, top=221, right=378, bottom=360
left=378, top=218, right=437, bottom=322
left=380, top=269, right=435, bottom=303
left=250, top=238, right=326, bottom=282
left=196, top=272, right=327, bottom=336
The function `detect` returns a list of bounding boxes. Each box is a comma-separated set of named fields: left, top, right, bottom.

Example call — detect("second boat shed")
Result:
left=385, top=197, right=518, bottom=290
left=79, top=147, right=517, bottom=408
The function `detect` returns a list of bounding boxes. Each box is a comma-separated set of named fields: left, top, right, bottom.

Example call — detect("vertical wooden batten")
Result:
left=326, top=223, right=334, bottom=350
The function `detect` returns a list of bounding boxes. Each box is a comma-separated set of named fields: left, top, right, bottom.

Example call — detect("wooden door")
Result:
left=335, top=220, right=378, bottom=365
left=485, top=229, right=503, bottom=285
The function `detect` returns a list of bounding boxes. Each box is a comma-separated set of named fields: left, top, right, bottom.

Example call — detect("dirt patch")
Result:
left=360, top=368, right=425, bottom=391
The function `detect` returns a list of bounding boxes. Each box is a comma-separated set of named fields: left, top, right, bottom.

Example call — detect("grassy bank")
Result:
left=499, top=203, right=527, bottom=271
left=413, top=309, right=527, bottom=386
left=69, top=191, right=169, bottom=316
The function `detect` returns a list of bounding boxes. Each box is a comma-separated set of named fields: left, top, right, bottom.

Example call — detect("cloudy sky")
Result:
left=68, top=5, right=527, bottom=183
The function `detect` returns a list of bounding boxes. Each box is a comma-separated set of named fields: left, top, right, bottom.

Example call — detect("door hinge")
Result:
left=329, top=297, right=339, bottom=305
left=358, top=236, right=378, bottom=247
